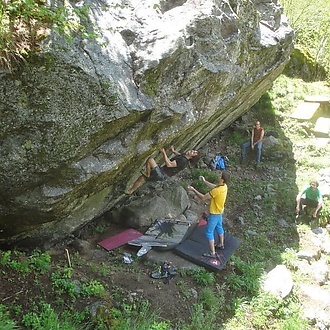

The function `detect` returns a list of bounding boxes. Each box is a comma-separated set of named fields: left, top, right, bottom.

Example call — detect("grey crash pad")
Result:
left=174, top=222, right=241, bottom=272
left=128, top=219, right=192, bottom=250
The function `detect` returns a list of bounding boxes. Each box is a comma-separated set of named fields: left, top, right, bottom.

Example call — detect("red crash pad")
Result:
left=98, top=228, right=143, bottom=251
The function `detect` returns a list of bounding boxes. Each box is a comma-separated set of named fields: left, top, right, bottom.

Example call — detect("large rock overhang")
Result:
left=0, top=0, right=294, bottom=248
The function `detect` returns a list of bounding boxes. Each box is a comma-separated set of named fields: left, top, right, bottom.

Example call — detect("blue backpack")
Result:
left=209, top=155, right=226, bottom=170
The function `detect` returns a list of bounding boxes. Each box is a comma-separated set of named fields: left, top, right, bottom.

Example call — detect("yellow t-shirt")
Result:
left=209, top=184, right=227, bottom=214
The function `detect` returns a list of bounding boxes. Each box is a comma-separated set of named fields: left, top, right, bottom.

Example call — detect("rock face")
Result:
left=108, top=179, right=191, bottom=229
left=0, top=0, right=294, bottom=248
left=262, top=265, right=293, bottom=299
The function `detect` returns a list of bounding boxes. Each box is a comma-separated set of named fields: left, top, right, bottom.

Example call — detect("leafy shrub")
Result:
left=0, top=0, right=91, bottom=71
left=0, top=304, right=19, bottom=330
left=225, top=256, right=263, bottom=295
left=319, top=198, right=330, bottom=227
left=200, top=287, right=219, bottom=310
left=81, top=280, right=106, bottom=298
left=0, top=250, right=12, bottom=265
left=22, top=301, right=85, bottom=330
left=29, top=250, right=51, bottom=273
left=190, top=268, right=215, bottom=286
left=226, top=130, right=246, bottom=147
left=281, top=248, right=299, bottom=271
left=94, top=225, right=105, bottom=233
left=252, top=93, right=276, bottom=124
left=190, top=169, right=219, bottom=194
left=281, top=0, right=330, bottom=81
left=183, top=303, right=218, bottom=330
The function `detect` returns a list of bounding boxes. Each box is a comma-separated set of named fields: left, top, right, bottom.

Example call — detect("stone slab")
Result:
left=290, top=102, right=320, bottom=120
left=314, top=138, right=329, bottom=147
left=304, top=95, right=330, bottom=103
left=314, top=117, right=330, bottom=136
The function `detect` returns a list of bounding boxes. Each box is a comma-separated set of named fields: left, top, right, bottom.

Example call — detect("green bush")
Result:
left=190, top=169, right=219, bottom=194
left=22, top=301, right=87, bottom=330
left=0, top=304, right=19, bottom=330
left=0, top=0, right=91, bottom=71
left=252, top=93, right=277, bottom=124
left=190, top=268, right=215, bottom=286
left=281, top=0, right=330, bottom=81
left=319, top=198, right=330, bottom=227
left=225, top=256, right=263, bottom=295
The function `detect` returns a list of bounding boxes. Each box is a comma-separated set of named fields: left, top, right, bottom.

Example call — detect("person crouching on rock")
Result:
left=296, top=180, right=323, bottom=219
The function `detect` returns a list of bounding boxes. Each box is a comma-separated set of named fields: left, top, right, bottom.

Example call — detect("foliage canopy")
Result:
left=281, top=0, right=330, bottom=81
left=0, top=0, right=89, bottom=71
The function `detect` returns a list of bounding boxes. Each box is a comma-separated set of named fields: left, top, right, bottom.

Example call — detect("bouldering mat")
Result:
left=290, top=102, right=320, bottom=120
left=314, top=117, right=330, bottom=137
left=174, top=223, right=241, bottom=272
left=98, top=228, right=143, bottom=251
left=128, top=219, right=192, bottom=251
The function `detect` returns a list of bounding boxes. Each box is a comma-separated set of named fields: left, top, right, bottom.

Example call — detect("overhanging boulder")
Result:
left=0, top=0, right=294, bottom=248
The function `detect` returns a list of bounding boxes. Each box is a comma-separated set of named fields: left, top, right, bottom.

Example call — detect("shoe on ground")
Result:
left=215, top=243, right=225, bottom=250
left=239, top=157, right=245, bottom=164
left=203, top=251, right=216, bottom=258
left=254, top=162, right=260, bottom=169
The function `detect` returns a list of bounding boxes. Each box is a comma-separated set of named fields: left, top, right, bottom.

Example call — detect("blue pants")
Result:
left=241, top=141, right=263, bottom=163
left=205, top=213, right=224, bottom=240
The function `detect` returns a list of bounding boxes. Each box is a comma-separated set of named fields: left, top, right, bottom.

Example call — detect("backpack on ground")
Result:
left=209, top=155, right=227, bottom=170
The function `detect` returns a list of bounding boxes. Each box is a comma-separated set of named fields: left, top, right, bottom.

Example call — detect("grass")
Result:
left=0, top=304, right=19, bottom=330
left=224, top=292, right=308, bottom=330
left=106, top=300, right=171, bottom=330
left=0, top=249, right=51, bottom=275
left=281, top=0, right=330, bottom=80
left=189, top=268, right=216, bottom=286
left=21, top=302, right=88, bottom=330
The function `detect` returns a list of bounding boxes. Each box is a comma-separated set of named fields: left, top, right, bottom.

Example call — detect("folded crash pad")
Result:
left=174, top=223, right=241, bottom=272
left=98, top=228, right=143, bottom=251
left=128, top=219, right=192, bottom=251
left=290, top=102, right=320, bottom=120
